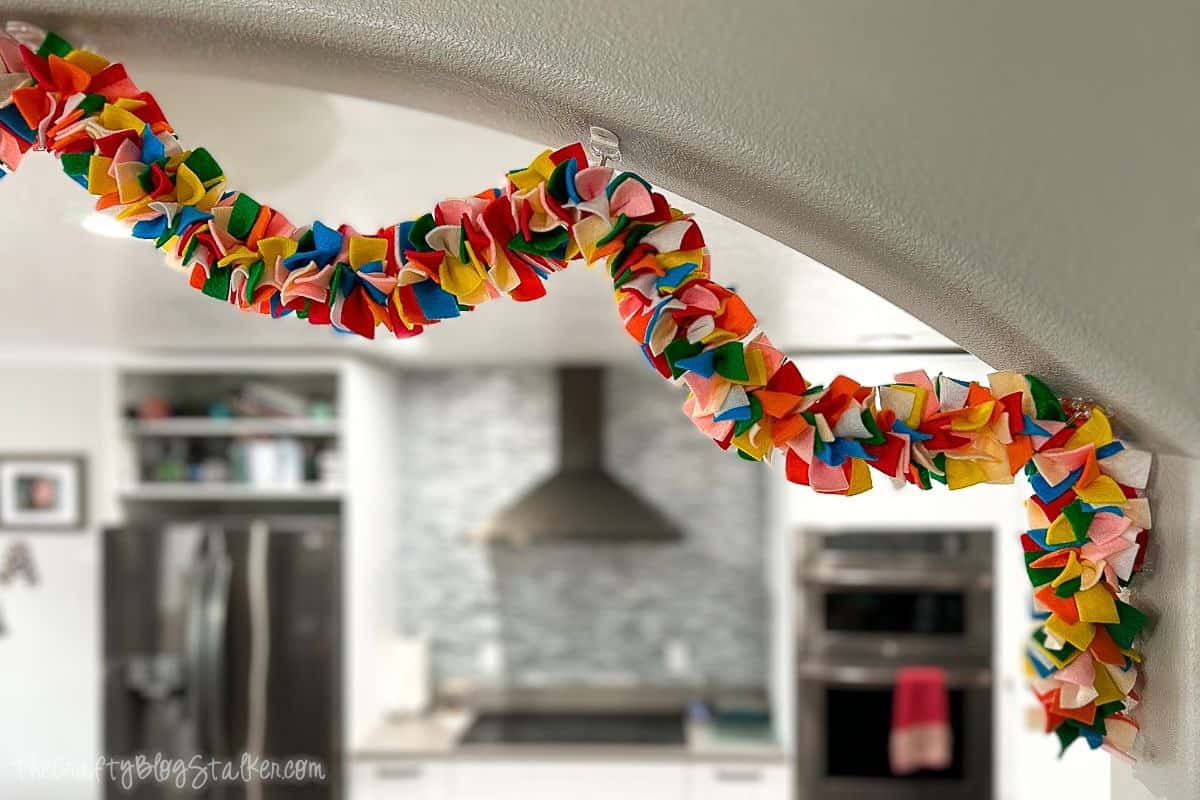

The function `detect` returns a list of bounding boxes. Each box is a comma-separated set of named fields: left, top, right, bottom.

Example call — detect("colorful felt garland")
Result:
left=0, top=24, right=1152, bottom=761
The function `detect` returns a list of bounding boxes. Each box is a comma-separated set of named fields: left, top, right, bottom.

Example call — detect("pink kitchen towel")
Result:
left=890, top=666, right=952, bottom=775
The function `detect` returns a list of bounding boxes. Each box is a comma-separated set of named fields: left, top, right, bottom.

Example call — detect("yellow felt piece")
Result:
left=731, top=428, right=771, bottom=461
left=699, top=328, right=740, bottom=346
left=349, top=236, right=388, bottom=268
left=114, top=161, right=147, bottom=204
left=257, top=236, right=298, bottom=269
left=1074, top=475, right=1127, bottom=506
left=988, top=371, right=1033, bottom=415
left=945, top=458, right=988, bottom=490
left=65, top=49, right=110, bottom=74
left=1046, top=513, right=1081, bottom=545
left=742, top=348, right=768, bottom=387
left=1033, top=637, right=1081, bottom=670
left=216, top=246, right=260, bottom=268
left=197, top=184, right=222, bottom=212
left=1066, top=408, right=1114, bottom=450
left=1075, top=585, right=1120, bottom=624
left=86, top=155, right=117, bottom=195
left=1045, top=614, right=1096, bottom=652
left=572, top=215, right=609, bottom=264
left=99, top=103, right=146, bottom=132
left=114, top=198, right=152, bottom=221
left=112, top=97, right=146, bottom=112
left=951, top=401, right=996, bottom=431
left=439, top=257, right=485, bottom=299
left=1120, top=647, right=1142, bottom=664
left=1091, top=659, right=1126, bottom=706
left=657, top=249, right=706, bottom=271
left=1050, top=551, right=1083, bottom=587
left=508, top=150, right=556, bottom=191
left=174, top=164, right=205, bottom=207
left=846, top=458, right=873, bottom=496
left=157, top=235, right=179, bottom=255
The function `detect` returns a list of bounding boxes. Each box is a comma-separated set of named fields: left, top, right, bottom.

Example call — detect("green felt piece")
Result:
left=201, top=267, right=231, bottom=301
left=596, top=214, right=630, bottom=248
left=184, top=148, right=224, bottom=186
left=245, top=260, right=264, bottom=298
left=1025, top=460, right=1038, bottom=478
left=611, top=223, right=655, bottom=274
left=181, top=236, right=198, bottom=265
left=1062, top=500, right=1095, bottom=540
left=546, top=159, right=571, bottom=204
left=508, top=228, right=568, bottom=256
left=1054, top=577, right=1082, bottom=598
left=914, top=465, right=932, bottom=490
left=37, top=31, right=74, bottom=58
left=663, top=338, right=705, bottom=379
left=1054, top=724, right=1079, bottom=756
left=802, top=384, right=825, bottom=396
left=932, top=453, right=947, bottom=472
left=61, top=153, right=90, bottom=177
left=408, top=213, right=436, bottom=251
left=77, top=94, right=106, bottom=116
left=733, top=396, right=764, bottom=437
left=1108, top=601, right=1149, bottom=649
left=296, top=301, right=310, bottom=320
left=137, top=165, right=154, bottom=194
left=227, top=194, right=261, bottom=241
left=154, top=225, right=173, bottom=249
left=456, top=303, right=472, bottom=312
left=328, top=263, right=345, bottom=304
left=1027, top=373, right=1068, bottom=422
left=860, top=410, right=887, bottom=445
left=737, top=449, right=759, bottom=462
left=929, top=469, right=947, bottom=485
left=1033, top=628, right=1079, bottom=660
left=713, top=342, right=749, bottom=382
left=458, top=224, right=470, bottom=264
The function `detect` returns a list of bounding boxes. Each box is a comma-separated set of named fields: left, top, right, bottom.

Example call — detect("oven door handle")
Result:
left=798, top=661, right=992, bottom=688
left=800, top=566, right=992, bottom=590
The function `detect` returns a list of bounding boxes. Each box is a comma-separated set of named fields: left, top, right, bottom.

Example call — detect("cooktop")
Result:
left=459, top=711, right=686, bottom=746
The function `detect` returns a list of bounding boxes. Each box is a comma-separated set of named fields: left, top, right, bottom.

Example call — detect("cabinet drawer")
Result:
left=689, top=763, right=789, bottom=800
left=452, top=761, right=687, bottom=800
left=349, top=760, right=450, bottom=800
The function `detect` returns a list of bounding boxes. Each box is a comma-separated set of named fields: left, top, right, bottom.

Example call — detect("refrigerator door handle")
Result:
left=186, top=528, right=233, bottom=759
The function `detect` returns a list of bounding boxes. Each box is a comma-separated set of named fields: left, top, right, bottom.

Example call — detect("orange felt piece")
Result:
left=717, top=293, right=756, bottom=335
left=48, top=54, right=92, bottom=95
left=966, top=382, right=993, bottom=407
left=1049, top=692, right=1097, bottom=725
left=1030, top=550, right=1075, bottom=569
left=754, top=390, right=803, bottom=418
left=1005, top=435, right=1035, bottom=474
left=245, top=205, right=272, bottom=249
left=1088, top=626, right=1125, bottom=665
left=1035, top=584, right=1080, bottom=625
left=11, top=85, right=50, bottom=129
left=771, top=414, right=809, bottom=447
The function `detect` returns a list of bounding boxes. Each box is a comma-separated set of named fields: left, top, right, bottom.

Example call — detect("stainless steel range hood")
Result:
left=472, top=367, right=682, bottom=545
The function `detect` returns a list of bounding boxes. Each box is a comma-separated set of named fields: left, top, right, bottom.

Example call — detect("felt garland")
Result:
left=0, top=24, right=1152, bottom=761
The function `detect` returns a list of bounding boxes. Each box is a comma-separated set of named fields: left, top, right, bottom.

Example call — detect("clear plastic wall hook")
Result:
left=5, top=20, right=46, bottom=50
left=589, top=126, right=621, bottom=167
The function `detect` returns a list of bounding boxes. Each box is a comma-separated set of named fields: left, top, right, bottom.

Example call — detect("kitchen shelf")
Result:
left=119, top=483, right=343, bottom=502
left=127, top=418, right=340, bottom=437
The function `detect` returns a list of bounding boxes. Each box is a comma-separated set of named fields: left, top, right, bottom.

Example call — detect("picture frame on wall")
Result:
left=0, top=455, right=87, bottom=531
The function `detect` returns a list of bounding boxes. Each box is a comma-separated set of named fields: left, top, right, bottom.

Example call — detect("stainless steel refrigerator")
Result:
left=103, top=515, right=341, bottom=799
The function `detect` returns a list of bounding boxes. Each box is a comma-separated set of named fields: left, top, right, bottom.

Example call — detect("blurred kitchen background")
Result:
left=0, top=71, right=1108, bottom=800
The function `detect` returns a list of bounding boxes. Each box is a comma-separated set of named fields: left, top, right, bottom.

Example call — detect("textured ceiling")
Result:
left=1, top=1, right=1196, bottom=452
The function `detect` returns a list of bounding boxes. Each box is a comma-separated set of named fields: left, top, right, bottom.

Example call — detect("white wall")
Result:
left=1110, top=454, right=1200, bottom=800
left=0, top=360, right=119, bottom=800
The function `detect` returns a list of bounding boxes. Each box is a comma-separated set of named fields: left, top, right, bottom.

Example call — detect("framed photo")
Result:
left=0, top=455, right=86, bottom=530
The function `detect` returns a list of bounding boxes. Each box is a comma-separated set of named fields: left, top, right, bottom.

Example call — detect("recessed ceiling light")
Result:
left=81, top=213, right=131, bottom=239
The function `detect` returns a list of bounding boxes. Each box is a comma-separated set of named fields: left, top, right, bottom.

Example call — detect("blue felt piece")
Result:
left=174, top=206, right=213, bottom=234
left=1096, top=441, right=1125, bottom=459
left=67, top=171, right=89, bottom=189
left=0, top=105, right=36, bottom=143
left=676, top=350, right=716, bottom=379
left=131, top=216, right=167, bottom=240
left=1081, top=729, right=1104, bottom=749
left=411, top=279, right=460, bottom=320
left=564, top=158, right=581, bottom=204
left=713, top=399, right=752, bottom=423
left=1021, top=414, right=1052, bottom=437
left=283, top=220, right=342, bottom=269
left=641, top=296, right=677, bottom=347
left=892, top=420, right=933, bottom=442
left=1031, top=466, right=1084, bottom=503
left=1079, top=503, right=1124, bottom=516
left=656, top=263, right=698, bottom=291
left=140, top=124, right=165, bottom=164
left=1026, top=528, right=1083, bottom=552
left=269, top=294, right=293, bottom=319
left=1026, top=651, right=1056, bottom=679
left=357, top=261, right=389, bottom=304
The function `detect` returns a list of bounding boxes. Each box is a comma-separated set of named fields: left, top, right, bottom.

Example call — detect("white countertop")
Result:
left=353, top=711, right=787, bottom=764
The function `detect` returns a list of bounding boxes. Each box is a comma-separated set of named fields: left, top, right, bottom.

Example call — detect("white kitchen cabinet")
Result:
left=349, top=760, right=451, bottom=800
left=688, top=763, right=789, bottom=800
left=451, top=761, right=687, bottom=800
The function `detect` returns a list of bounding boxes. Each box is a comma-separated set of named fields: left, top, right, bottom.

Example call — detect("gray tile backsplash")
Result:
left=393, top=366, right=767, bottom=688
